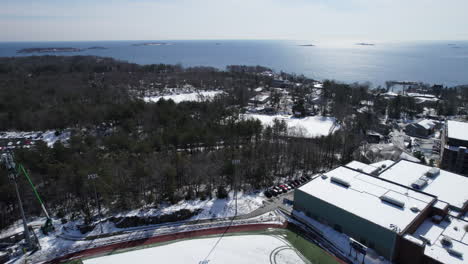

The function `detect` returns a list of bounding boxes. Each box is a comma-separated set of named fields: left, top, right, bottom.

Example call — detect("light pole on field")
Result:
left=88, top=173, right=103, bottom=234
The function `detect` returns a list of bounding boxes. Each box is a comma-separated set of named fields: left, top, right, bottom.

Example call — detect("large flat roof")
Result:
left=447, top=120, right=468, bottom=142
left=378, top=160, right=468, bottom=210
left=297, top=166, right=435, bottom=233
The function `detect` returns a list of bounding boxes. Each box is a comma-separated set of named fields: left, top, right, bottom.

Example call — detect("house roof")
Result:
left=447, top=120, right=468, bottom=142
left=417, top=119, right=437, bottom=130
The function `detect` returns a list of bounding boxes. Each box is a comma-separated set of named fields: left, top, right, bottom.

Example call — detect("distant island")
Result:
left=132, top=42, right=172, bottom=46
left=298, top=44, right=315, bottom=47
left=355, top=43, right=375, bottom=46
left=17, top=47, right=83, bottom=53
left=87, top=46, right=107, bottom=50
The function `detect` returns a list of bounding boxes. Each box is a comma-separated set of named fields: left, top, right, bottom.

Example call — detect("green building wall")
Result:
left=293, top=189, right=397, bottom=260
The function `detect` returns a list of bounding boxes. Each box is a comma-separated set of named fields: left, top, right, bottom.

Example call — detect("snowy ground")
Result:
left=2, top=191, right=271, bottom=263
left=83, top=234, right=306, bottom=264
left=143, top=91, right=224, bottom=103
left=83, top=191, right=266, bottom=237
left=6, top=212, right=284, bottom=264
left=121, top=191, right=264, bottom=219
left=243, top=114, right=338, bottom=137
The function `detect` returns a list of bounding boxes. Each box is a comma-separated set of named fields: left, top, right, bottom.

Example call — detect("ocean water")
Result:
left=0, top=40, right=467, bottom=87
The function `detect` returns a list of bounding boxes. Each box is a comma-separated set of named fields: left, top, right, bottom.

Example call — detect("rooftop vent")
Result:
left=410, top=207, right=420, bottom=213
left=426, top=168, right=440, bottom=178
left=330, top=176, right=351, bottom=188
left=411, top=178, right=428, bottom=190
left=321, top=174, right=328, bottom=180
left=441, top=236, right=452, bottom=247
left=432, top=215, right=443, bottom=223
left=380, top=194, right=405, bottom=208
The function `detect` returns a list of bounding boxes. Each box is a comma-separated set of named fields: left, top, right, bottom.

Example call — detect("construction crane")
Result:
left=1, top=153, right=54, bottom=236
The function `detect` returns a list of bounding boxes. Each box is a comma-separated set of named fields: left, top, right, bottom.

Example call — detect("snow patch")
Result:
left=243, top=114, right=338, bottom=137
left=143, top=91, right=224, bottom=103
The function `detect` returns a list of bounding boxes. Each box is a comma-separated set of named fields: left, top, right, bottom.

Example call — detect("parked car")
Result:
left=273, top=186, right=282, bottom=194
left=279, top=185, right=288, bottom=193
left=264, top=190, right=272, bottom=198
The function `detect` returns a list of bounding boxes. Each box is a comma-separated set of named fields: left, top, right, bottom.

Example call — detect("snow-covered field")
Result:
left=143, top=91, right=223, bottom=103
left=244, top=114, right=338, bottom=137
left=83, top=234, right=306, bottom=264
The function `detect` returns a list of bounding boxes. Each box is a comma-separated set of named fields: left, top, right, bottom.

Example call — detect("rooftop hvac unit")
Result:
left=426, top=168, right=440, bottom=178
left=380, top=194, right=405, bottom=208
left=447, top=248, right=463, bottom=258
left=411, top=179, right=428, bottom=190
left=370, top=168, right=380, bottom=176
left=330, top=176, right=351, bottom=188
left=419, top=235, right=431, bottom=245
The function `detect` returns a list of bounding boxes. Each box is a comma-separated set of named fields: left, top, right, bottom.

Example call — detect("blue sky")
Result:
left=1, top=0, right=467, bottom=42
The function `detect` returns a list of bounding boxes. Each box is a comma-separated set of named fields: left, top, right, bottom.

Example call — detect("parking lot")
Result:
left=263, top=175, right=312, bottom=199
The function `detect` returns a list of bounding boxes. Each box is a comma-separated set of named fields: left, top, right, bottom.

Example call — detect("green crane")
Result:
left=18, top=163, right=54, bottom=235
left=1, top=153, right=54, bottom=236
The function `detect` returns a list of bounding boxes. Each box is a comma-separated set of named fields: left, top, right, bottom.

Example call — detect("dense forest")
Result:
left=0, top=56, right=467, bottom=229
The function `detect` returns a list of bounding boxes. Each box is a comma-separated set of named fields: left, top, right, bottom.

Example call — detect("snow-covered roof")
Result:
left=251, top=94, right=270, bottom=102
left=447, top=120, right=468, bottom=142
left=413, top=217, right=468, bottom=264
left=370, top=160, right=395, bottom=169
left=378, top=160, right=468, bottom=210
left=313, top=82, right=323, bottom=89
left=345, top=161, right=380, bottom=175
left=407, top=93, right=437, bottom=99
left=297, top=166, right=435, bottom=233
left=417, top=119, right=437, bottom=130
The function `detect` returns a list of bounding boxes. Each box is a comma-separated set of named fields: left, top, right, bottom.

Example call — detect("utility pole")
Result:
left=88, top=173, right=103, bottom=234
left=1, top=153, right=33, bottom=250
